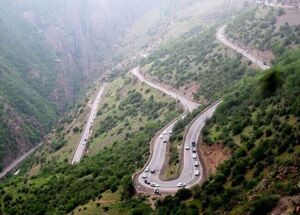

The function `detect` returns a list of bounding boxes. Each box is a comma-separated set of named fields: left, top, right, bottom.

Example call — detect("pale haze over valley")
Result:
left=0, top=0, right=299, bottom=214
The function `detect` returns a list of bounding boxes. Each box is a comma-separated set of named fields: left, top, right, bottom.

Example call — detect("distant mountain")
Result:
left=0, top=0, right=161, bottom=170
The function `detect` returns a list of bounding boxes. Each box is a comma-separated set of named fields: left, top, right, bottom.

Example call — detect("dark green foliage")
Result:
left=249, top=195, right=279, bottom=215
left=175, top=188, right=192, bottom=201
left=259, top=69, right=283, bottom=98
left=156, top=48, right=300, bottom=214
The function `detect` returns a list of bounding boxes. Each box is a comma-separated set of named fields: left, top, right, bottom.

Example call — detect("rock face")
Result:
left=0, top=0, right=160, bottom=170
left=11, top=0, right=160, bottom=111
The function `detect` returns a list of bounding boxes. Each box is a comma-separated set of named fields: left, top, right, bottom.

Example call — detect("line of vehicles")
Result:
left=142, top=131, right=201, bottom=193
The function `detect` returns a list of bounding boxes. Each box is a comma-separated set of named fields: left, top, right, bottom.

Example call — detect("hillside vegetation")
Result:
left=155, top=48, right=300, bottom=214
left=0, top=0, right=166, bottom=171
left=226, top=7, right=300, bottom=56
left=0, top=74, right=181, bottom=215
left=140, top=26, right=256, bottom=102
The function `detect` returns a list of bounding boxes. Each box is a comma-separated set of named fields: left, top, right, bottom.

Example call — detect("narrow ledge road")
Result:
left=0, top=143, right=42, bottom=179
left=71, top=84, right=107, bottom=164
left=132, top=67, right=221, bottom=194
left=216, top=25, right=270, bottom=70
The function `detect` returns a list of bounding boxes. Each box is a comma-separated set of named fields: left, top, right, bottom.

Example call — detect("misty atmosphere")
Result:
left=0, top=0, right=299, bottom=214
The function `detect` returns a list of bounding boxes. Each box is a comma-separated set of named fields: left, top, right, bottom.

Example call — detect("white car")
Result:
left=177, top=182, right=186, bottom=187
left=169, top=130, right=172, bottom=134
left=159, top=135, right=163, bottom=139
left=163, top=131, right=167, bottom=135
left=194, top=161, right=199, bottom=166
left=145, top=167, right=150, bottom=172
left=192, top=147, right=196, bottom=152
left=151, top=182, right=156, bottom=187
left=194, top=170, right=200, bottom=176
left=163, top=139, right=167, bottom=143
left=192, top=153, right=197, bottom=159
left=142, top=173, right=147, bottom=178
left=185, top=144, right=190, bottom=150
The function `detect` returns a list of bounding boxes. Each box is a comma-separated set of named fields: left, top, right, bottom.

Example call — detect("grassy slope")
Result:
left=0, top=73, right=181, bottom=215
left=155, top=49, right=300, bottom=214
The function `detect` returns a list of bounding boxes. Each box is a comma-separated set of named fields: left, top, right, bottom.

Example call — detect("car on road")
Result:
left=154, top=188, right=160, bottom=194
left=145, top=167, right=150, bottom=172
left=194, top=170, right=200, bottom=176
left=151, top=182, right=156, bottom=187
left=192, top=147, right=196, bottom=152
left=192, top=141, right=196, bottom=147
left=163, top=139, right=167, bottom=143
left=150, top=169, right=155, bottom=174
left=159, top=135, right=163, bottom=139
left=144, top=179, right=150, bottom=185
left=142, top=173, right=147, bottom=178
left=169, top=130, right=172, bottom=134
left=177, top=182, right=186, bottom=187
left=185, top=144, right=190, bottom=150
left=194, top=161, right=199, bottom=166
left=163, top=131, right=167, bottom=135
left=192, top=153, right=197, bottom=159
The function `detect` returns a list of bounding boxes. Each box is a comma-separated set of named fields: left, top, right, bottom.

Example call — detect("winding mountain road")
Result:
left=132, top=68, right=221, bottom=193
left=71, top=84, right=107, bottom=164
left=216, top=25, right=270, bottom=70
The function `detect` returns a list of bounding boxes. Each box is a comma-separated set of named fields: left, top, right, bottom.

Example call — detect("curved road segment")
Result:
left=71, top=84, right=107, bottom=164
left=132, top=68, right=221, bottom=193
left=216, top=25, right=270, bottom=70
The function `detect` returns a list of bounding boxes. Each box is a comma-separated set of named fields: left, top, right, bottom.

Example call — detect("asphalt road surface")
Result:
left=0, top=143, right=42, bottom=179
left=216, top=25, right=270, bottom=70
left=131, top=68, right=198, bottom=112
left=132, top=68, right=221, bottom=193
left=71, top=84, right=107, bottom=164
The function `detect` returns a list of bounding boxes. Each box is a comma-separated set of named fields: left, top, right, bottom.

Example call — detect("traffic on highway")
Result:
left=71, top=84, right=107, bottom=164
left=132, top=68, right=221, bottom=194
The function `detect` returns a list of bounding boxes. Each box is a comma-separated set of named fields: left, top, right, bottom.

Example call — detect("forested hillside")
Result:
left=0, top=74, right=180, bottom=214
left=155, top=48, right=300, bottom=214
